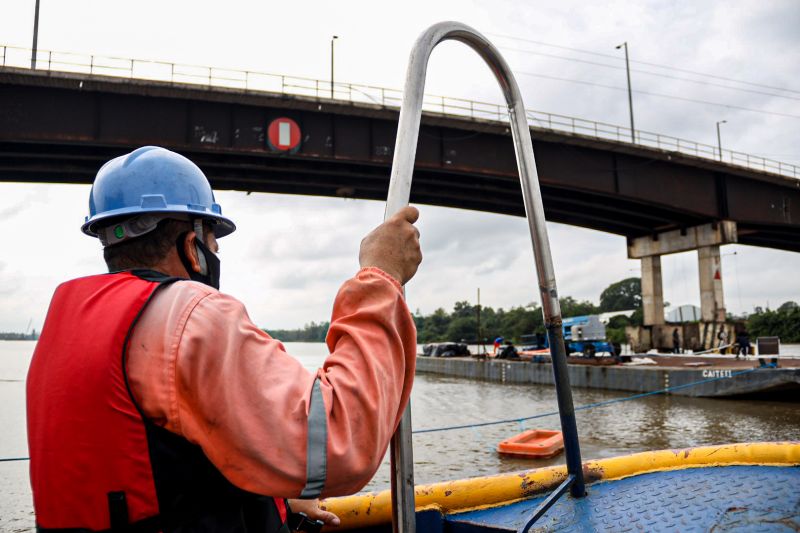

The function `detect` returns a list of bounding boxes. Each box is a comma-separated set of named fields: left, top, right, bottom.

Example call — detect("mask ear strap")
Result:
left=193, top=219, right=208, bottom=276
left=176, top=232, right=196, bottom=277
left=176, top=230, right=220, bottom=290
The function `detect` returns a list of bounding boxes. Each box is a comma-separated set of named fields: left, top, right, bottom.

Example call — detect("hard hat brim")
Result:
left=82, top=206, right=236, bottom=239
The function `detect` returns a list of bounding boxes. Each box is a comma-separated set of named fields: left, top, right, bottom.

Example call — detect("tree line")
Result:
left=747, top=301, right=800, bottom=343
left=413, top=277, right=642, bottom=344
left=259, top=279, right=799, bottom=345
left=2, top=280, right=794, bottom=344
left=264, top=321, right=330, bottom=342
left=262, top=278, right=644, bottom=344
left=0, top=330, right=39, bottom=341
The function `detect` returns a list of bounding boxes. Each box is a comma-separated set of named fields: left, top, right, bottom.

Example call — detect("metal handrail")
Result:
left=386, top=22, right=586, bottom=531
left=1, top=43, right=796, bottom=179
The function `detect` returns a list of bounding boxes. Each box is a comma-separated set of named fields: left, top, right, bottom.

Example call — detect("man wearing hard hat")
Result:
left=26, top=146, right=422, bottom=532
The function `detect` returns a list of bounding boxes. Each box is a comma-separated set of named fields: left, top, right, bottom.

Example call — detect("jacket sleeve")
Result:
left=165, top=267, right=416, bottom=498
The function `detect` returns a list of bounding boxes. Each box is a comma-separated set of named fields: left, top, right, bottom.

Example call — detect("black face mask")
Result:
left=176, top=232, right=221, bottom=290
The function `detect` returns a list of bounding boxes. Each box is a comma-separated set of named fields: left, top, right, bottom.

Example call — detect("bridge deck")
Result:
left=1, top=66, right=799, bottom=251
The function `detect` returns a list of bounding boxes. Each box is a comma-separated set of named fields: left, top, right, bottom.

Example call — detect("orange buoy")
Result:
left=497, top=429, right=564, bottom=458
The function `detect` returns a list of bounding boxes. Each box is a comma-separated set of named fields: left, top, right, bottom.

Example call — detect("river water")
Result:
left=2, top=340, right=798, bottom=531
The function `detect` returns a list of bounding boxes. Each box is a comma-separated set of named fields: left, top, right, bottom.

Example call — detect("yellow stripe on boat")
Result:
left=321, top=441, right=800, bottom=530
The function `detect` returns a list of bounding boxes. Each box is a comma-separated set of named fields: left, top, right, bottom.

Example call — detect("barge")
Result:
left=415, top=355, right=800, bottom=398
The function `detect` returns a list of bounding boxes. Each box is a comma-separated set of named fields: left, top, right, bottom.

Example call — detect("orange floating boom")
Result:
left=497, top=429, right=564, bottom=459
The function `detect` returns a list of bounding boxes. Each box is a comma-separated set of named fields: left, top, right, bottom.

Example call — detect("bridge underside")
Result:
left=1, top=70, right=798, bottom=252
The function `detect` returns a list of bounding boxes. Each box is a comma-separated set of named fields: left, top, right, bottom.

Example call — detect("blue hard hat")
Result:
left=82, top=146, right=235, bottom=238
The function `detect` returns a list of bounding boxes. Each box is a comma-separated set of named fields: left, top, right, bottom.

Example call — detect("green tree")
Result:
left=559, top=296, right=599, bottom=317
left=478, top=306, right=498, bottom=342
left=747, top=306, right=800, bottom=343
left=419, top=308, right=450, bottom=343
left=483, top=307, right=504, bottom=339
left=599, top=277, right=642, bottom=312
left=604, top=314, right=632, bottom=344
left=490, top=305, right=542, bottom=341
left=445, top=316, right=477, bottom=341
left=413, top=311, right=426, bottom=340
left=452, top=300, right=475, bottom=318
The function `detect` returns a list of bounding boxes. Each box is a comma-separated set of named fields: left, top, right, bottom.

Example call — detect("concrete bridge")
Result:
left=1, top=46, right=798, bottom=327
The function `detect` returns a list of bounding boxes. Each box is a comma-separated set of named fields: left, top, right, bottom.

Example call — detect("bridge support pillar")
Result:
left=641, top=255, right=665, bottom=326
left=628, top=221, right=737, bottom=328
left=698, top=245, right=726, bottom=322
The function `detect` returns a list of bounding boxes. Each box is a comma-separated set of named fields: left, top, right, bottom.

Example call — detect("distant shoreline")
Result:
left=0, top=334, right=39, bottom=341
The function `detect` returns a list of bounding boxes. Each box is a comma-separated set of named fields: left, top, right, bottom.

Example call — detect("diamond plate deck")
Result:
left=450, top=466, right=800, bottom=532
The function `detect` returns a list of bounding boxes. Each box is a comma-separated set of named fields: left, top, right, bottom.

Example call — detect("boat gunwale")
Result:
left=321, top=441, right=800, bottom=530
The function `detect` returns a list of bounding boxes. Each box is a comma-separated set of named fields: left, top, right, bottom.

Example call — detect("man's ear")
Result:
left=182, top=231, right=202, bottom=274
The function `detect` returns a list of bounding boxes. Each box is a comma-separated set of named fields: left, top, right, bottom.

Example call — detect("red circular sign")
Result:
left=267, top=117, right=301, bottom=152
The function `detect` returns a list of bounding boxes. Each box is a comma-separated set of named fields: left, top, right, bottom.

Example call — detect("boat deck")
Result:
left=323, top=443, right=800, bottom=532
left=613, top=355, right=790, bottom=369
left=452, top=465, right=799, bottom=532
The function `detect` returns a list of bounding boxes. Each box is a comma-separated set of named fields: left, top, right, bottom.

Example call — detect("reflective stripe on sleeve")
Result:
left=299, top=378, right=328, bottom=498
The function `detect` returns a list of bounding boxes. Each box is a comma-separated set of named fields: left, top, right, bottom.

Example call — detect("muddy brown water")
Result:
left=2, top=341, right=798, bottom=531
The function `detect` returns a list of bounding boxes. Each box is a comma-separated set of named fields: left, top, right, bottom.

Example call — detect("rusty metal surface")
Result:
left=1, top=70, right=799, bottom=251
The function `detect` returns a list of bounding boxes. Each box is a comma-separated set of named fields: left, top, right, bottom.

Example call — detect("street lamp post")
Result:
left=330, top=35, right=338, bottom=99
left=716, top=120, right=727, bottom=161
left=615, top=42, right=635, bottom=143
left=31, top=0, right=41, bottom=69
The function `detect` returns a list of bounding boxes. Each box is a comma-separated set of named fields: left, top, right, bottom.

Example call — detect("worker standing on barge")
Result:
left=26, top=146, right=422, bottom=532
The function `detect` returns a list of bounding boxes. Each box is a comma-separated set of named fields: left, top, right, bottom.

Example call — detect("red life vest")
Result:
left=27, top=271, right=288, bottom=532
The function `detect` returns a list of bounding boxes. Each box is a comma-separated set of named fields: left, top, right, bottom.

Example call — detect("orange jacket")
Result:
left=126, top=267, right=416, bottom=498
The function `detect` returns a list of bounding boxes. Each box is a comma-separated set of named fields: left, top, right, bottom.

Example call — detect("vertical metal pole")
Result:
left=330, top=35, right=338, bottom=99
left=389, top=404, right=415, bottom=533
left=31, top=0, right=41, bottom=69
left=716, top=120, right=726, bottom=161
left=616, top=42, right=635, bottom=143
left=477, top=288, right=482, bottom=353
left=546, top=325, right=584, bottom=496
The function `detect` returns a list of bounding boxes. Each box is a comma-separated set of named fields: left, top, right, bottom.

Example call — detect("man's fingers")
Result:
left=316, top=509, right=341, bottom=526
left=390, top=205, right=419, bottom=224
left=359, top=205, right=422, bottom=284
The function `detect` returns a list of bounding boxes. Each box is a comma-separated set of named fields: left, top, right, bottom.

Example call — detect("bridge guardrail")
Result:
left=1, top=45, right=796, bottom=179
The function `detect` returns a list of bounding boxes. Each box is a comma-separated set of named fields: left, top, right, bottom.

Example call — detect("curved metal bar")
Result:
left=385, top=21, right=586, bottom=531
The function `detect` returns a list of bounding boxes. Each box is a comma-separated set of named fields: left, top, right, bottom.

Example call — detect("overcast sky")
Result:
left=1, top=0, right=799, bottom=331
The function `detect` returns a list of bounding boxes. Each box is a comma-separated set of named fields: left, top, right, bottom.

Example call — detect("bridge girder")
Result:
left=1, top=69, right=798, bottom=252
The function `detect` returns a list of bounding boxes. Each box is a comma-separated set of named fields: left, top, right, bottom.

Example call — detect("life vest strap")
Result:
left=107, top=492, right=128, bottom=531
